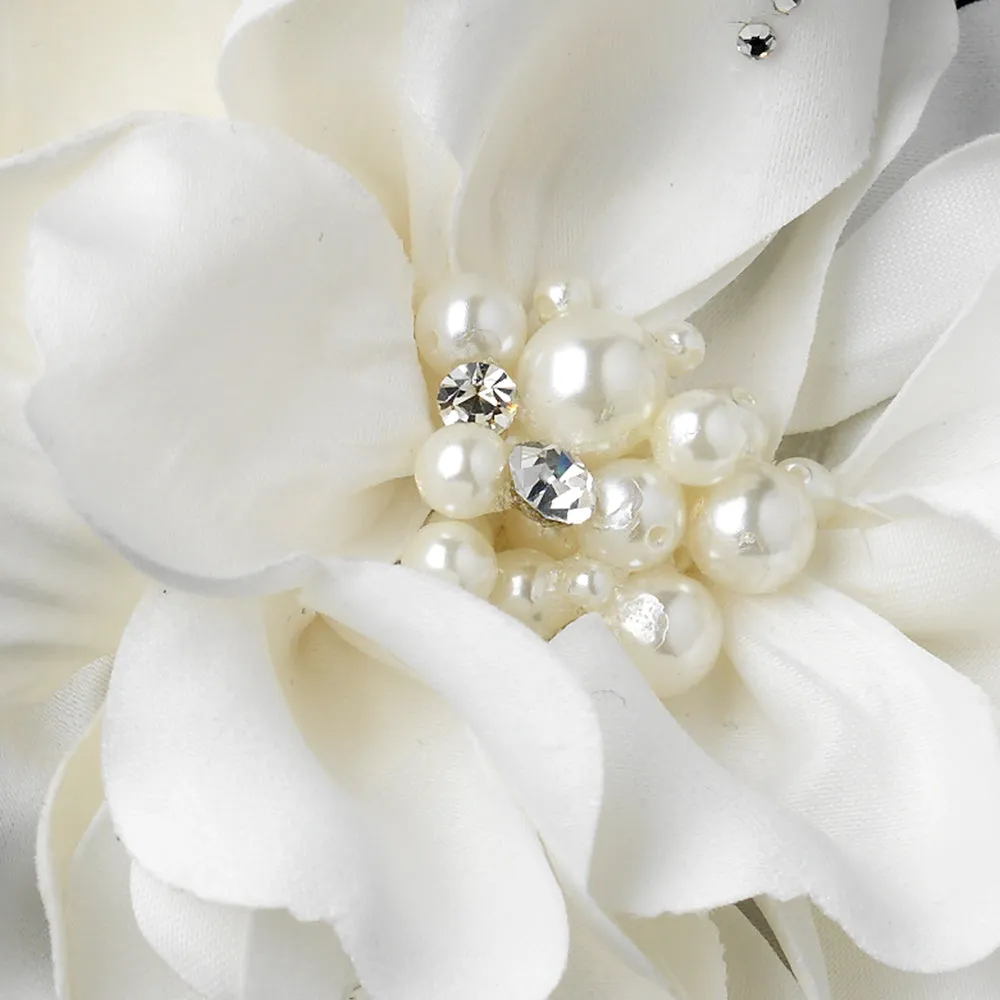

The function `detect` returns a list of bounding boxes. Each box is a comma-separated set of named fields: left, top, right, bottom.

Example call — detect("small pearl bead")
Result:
left=642, top=319, right=706, bottom=377
left=729, top=387, right=771, bottom=458
left=414, top=424, right=509, bottom=520
left=530, top=274, right=594, bottom=328
left=605, top=566, right=723, bottom=698
left=426, top=511, right=498, bottom=544
left=401, top=520, right=498, bottom=598
left=518, top=308, right=659, bottom=458
left=778, top=457, right=838, bottom=524
left=561, top=556, right=619, bottom=612
left=687, top=462, right=817, bottom=594
left=651, top=388, right=764, bottom=486
left=491, top=549, right=576, bottom=639
left=579, top=458, right=686, bottom=571
left=502, top=507, right=579, bottom=559
left=415, top=273, right=528, bottom=375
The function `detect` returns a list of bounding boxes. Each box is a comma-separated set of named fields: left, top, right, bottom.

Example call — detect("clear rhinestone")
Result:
left=509, top=442, right=596, bottom=526
left=437, top=362, right=518, bottom=433
left=737, top=23, right=777, bottom=59
left=773, top=0, right=800, bottom=12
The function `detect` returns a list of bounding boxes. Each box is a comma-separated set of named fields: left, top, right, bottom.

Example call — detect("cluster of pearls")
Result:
left=403, top=271, right=836, bottom=697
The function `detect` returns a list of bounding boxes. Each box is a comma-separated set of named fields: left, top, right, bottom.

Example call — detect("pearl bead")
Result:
left=490, top=549, right=576, bottom=639
left=687, top=462, right=817, bottom=594
left=561, top=556, right=619, bottom=612
left=642, top=319, right=706, bottom=377
left=415, top=274, right=528, bottom=375
left=778, top=457, right=839, bottom=524
left=427, top=511, right=498, bottom=544
left=605, top=566, right=722, bottom=698
left=651, top=388, right=763, bottom=486
left=729, top=387, right=772, bottom=458
left=414, top=424, right=509, bottom=520
left=518, top=308, right=659, bottom=458
left=530, top=274, right=594, bottom=328
left=501, top=507, right=579, bottom=559
left=401, top=520, right=498, bottom=598
left=579, top=458, right=686, bottom=571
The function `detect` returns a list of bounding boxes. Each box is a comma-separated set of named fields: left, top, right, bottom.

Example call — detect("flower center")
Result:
left=402, top=272, right=835, bottom=697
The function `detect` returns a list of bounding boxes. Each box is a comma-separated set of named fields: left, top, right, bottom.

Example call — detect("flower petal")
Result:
left=219, top=0, right=408, bottom=234
left=0, top=135, right=146, bottom=702
left=102, top=592, right=369, bottom=916
left=103, top=590, right=571, bottom=1000
left=810, top=518, right=1000, bottom=638
left=1, top=658, right=109, bottom=1000
left=817, top=908, right=1000, bottom=1000
left=303, top=559, right=604, bottom=886
left=132, top=864, right=359, bottom=1000
left=285, top=620, right=571, bottom=1000
left=550, top=615, right=810, bottom=916
left=548, top=896, right=672, bottom=1000
left=63, top=807, right=201, bottom=1000
left=790, top=134, right=1000, bottom=433
left=712, top=908, right=806, bottom=1000
left=244, top=912, right=356, bottom=1000
left=0, top=383, right=141, bottom=702
left=716, top=580, right=1000, bottom=970
left=835, top=262, right=1000, bottom=539
left=689, top=0, right=957, bottom=441
left=129, top=865, right=252, bottom=1000
left=848, top=0, right=1000, bottom=233
left=26, top=117, right=431, bottom=587
left=755, top=897, right=831, bottom=1000
left=404, top=0, right=910, bottom=311
left=0, top=1, right=234, bottom=158
left=624, top=913, right=728, bottom=1000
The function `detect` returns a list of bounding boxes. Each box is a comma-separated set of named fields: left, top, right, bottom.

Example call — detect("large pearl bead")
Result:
left=414, top=424, right=509, bottom=520
left=517, top=308, right=659, bottom=458
left=490, top=549, right=576, bottom=639
left=530, top=273, right=594, bottom=328
left=415, top=273, right=528, bottom=375
left=778, top=457, right=838, bottom=524
left=401, top=520, right=498, bottom=598
left=651, top=388, right=765, bottom=486
left=579, top=458, right=686, bottom=571
left=687, top=462, right=817, bottom=594
left=605, top=566, right=723, bottom=698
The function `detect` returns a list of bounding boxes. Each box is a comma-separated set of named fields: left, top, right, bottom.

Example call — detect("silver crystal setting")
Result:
left=737, top=22, right=777, bottom=59
left=509, top=442, right=596, bottom=526
left=437, top=362, right=518, bottom=433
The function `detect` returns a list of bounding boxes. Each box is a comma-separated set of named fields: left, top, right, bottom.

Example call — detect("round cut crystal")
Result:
left=437, top=362, right=518, bottom=433
left=509, top=442, right=596, bottom=526
left=773, top=0, right=800, bottom=12
left=737, top=23, right=777, bottom=59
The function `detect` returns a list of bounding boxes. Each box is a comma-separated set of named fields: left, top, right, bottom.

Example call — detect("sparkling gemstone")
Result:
left=437, top=362, right=518, bottom=433
left=737, top=23, right=777, bottom=59
left=509, top=442, right=596, bottom=526
left=773, top=0, right=800, bottom=12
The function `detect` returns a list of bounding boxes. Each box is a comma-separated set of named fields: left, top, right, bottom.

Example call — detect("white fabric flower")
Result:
left=3, top=1, right=1000, bottom=999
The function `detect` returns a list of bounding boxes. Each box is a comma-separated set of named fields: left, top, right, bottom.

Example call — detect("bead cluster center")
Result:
left=402, top=272, right=834, bottom=697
